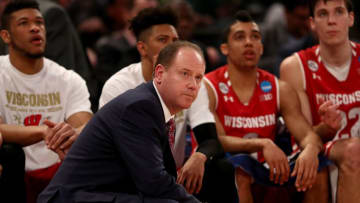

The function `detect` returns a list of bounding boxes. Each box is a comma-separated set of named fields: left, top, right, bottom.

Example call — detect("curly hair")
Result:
left=129, top=7, right=178, bottom=41
left=1, top=0, right=40, bottom=30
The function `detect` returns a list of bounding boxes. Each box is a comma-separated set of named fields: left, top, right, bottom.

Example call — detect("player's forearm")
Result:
left=218, top=135, right=271, bottom=153
left=297, top=131, right=323, bottom=154
left=313, top=122, right=337, bottom=143
left=0, top=124, right=46, bottom=146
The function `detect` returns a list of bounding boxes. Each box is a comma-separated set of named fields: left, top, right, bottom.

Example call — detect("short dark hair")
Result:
left=222, top=10, right=254, bottom=43
left=1, top=0, right=40, bottom=30
left=130, top=7, right=178, bottom=41
left=155, top=40, right=204, bottom=71
left=309, top=0, right=353, bottom=17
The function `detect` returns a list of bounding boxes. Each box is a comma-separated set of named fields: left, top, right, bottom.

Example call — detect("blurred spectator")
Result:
left=259, top=0, right=317, bottom=76
left=94, top=0, right=158, bottom=109
left=67, top=0, right=108, bottom=67
left=131, top=0, right=158, bottom=18
left=57, top=0, right=72, bottom=8
left=169, top=0, right=222, bottom=72
left=0, top=0, right=10, bottom=54
left=350, top=0, right=360, bottom=42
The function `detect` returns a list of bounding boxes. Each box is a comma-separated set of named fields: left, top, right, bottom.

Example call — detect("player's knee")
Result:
left=235, top=167, right=252, bottom=189
left=340, top=138, right=360, bottom=173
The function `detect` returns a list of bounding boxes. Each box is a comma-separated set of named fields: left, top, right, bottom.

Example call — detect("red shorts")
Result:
left=24, top=162, right=61, bottom=203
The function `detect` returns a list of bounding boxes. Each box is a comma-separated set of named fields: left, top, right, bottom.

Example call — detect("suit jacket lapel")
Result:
left=145, top=81, right=177, bottom=177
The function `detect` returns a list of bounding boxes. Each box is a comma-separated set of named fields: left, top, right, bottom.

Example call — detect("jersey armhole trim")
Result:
left=295, top=53, right=306, bottom=91
left=275, top=77, right=280, bottom=111
left=203, top=77, right=219, bottom=111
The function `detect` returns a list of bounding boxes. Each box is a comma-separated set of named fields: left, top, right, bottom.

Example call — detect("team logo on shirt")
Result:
left=260, top=93, right=273, bottom=101
left=219, top=82, right=229, bottom=94
left=260, top=81, right=272, bottom=93
left=223, top=95, right=234, bottom=103
left=307, top=60, right=319, bottom=72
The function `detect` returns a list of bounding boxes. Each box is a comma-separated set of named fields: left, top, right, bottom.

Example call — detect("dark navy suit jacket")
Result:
left=37, top=82, right=199, bottom=203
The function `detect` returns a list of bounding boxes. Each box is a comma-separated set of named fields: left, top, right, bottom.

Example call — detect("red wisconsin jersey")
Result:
left=297, top=42, right=360, bottom=140
left=205, top=65, right=280, bottom=162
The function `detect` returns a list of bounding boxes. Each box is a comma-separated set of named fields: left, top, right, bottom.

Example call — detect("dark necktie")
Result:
left=166, top=118, right=176, bottom=153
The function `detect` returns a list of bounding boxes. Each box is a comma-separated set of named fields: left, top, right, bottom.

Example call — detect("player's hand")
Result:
left=43, top=120, right=78, bottom=160
left=291, top=144, right=319, bottom=192
left=43, top=120, right=78, bottom=151
left=262, top=139, right=290, bottom=185
left=177, top=152, right=206, bottom=194
left=318, top=99, right=342, bottom=132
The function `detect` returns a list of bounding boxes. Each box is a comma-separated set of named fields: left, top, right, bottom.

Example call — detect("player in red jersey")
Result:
left=204, top=10, right=325, bottom=203
left=281, top=0, right=360, bottom=202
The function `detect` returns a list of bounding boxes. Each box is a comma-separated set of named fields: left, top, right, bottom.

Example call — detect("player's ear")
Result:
left=348, top=11, right=355, bottom=27
left=136, top=41, right=147, bottom=57
left=0, top=30, right=11, bottom=44
left=220, top=43, right=229, bottom=56
left=309, top=17, right=315, bottom=32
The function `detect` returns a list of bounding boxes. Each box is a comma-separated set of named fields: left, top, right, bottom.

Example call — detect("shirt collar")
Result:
left=153, top=81, right=174, bottom=123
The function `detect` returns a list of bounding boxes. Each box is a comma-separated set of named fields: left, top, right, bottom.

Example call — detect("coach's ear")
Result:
left=220, top=43, right=229, bottom=56
left=154, top=64, right=166, bottom=85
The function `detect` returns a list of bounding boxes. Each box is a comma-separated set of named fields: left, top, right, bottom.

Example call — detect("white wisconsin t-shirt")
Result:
left=0, top=55, right=92, bottom=171
left=99, top=62, right=215, bottom=168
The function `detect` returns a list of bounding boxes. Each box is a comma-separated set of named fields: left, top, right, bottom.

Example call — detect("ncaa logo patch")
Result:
left=219, top=82, right=229, bottom=94
left=307, top=60, right=319, bottom=72
left=260, top=81, right=272, bottom=93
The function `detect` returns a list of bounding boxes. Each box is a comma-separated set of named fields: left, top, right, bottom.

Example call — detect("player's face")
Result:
left=144, top=24, right=178, bottom=66
left=3, top=8, right=46, bottom=58
left=310, top=0, right=354, bottom=46
left=221, top=21, right=263, bottom=70
left=155, top=47, right=205, bottom=114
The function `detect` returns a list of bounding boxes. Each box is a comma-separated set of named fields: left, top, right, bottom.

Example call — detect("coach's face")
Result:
left=155, top=47, right=205, bottom=115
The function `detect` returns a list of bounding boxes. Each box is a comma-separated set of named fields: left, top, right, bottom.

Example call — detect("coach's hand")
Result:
left=177, top=152, right=207, bottom=194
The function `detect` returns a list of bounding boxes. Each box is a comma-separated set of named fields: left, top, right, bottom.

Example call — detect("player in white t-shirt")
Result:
left=0, top=1, right=92, bottom=203
left=99, top=7, right=237, bottom=203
